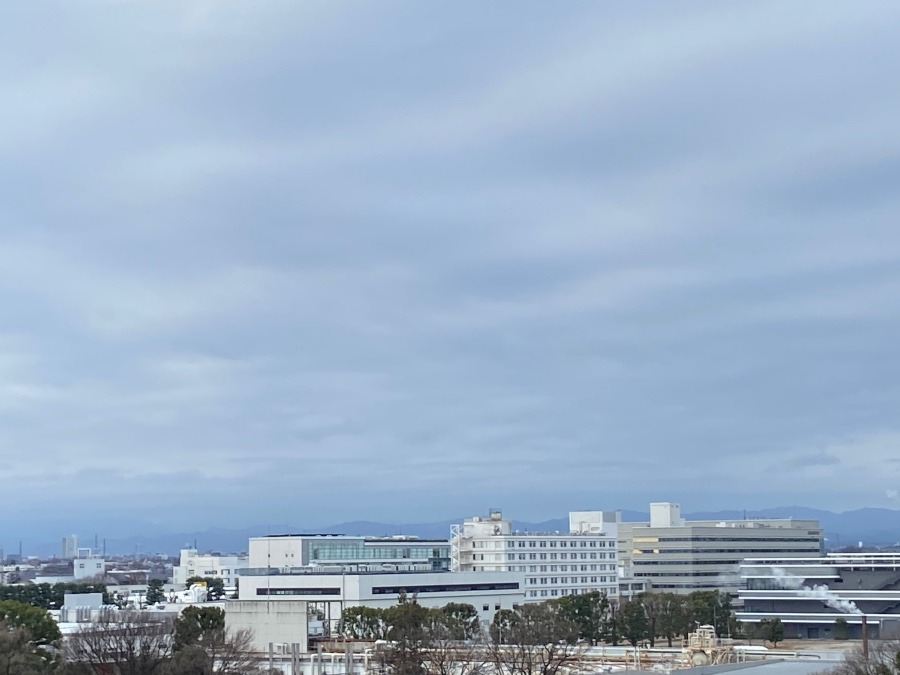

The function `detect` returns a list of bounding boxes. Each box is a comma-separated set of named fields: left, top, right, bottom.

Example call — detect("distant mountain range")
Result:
left=8, top=506, right=898, bottom=557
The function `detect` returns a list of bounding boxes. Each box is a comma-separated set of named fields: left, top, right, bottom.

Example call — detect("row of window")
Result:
left=634, top=537, right=820, bottom=543
left=527, top=589, right=600, bottom=598
left=632, top=548, right=817, bottom=556
left=527, top=576, right=611, bottom=585
left=471, top=539, right=610, bottom=549
left=471, top=564, right=610, bottom=573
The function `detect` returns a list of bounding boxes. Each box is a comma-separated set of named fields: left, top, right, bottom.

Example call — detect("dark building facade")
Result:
left=736, top=553, right=900, bottom=639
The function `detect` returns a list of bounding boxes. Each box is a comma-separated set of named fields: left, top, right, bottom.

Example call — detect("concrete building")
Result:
left=736, top=553, right=900, bottom=639
left=237, top=568, right=525, bottom=633
left=226, top=600, right=309, bottom=655
left=450, top=510, right=619, bottom=601
left=617, top=502, right=823, bottom=595
left=73, top=552, right=106, bottom=580
left=172, top=548, right=249, bottom=588
left=249, top=535, right=450, bottom=572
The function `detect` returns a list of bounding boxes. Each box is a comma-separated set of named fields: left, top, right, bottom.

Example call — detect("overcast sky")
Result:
left=2, top=1, right=900, bottom=536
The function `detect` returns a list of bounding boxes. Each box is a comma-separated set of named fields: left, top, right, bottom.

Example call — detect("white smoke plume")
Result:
left=771, top=567, right=862, bottom=615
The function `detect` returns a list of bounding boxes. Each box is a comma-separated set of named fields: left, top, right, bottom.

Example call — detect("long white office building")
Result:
left=248, top=534, right=450, bottom=572
left=236, top=568, right=525, bottom=635
left=450, top=510, right=619, bottom=601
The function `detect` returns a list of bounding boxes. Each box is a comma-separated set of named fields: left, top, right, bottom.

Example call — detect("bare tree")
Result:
left=424, top=616, right=488, bottom=675
left=62, top=610, right=175, bottom=675
left=201, top=626, right=260, bottom=674
left=826, top=640, right=900, bottom=675
left=489, top=602, right=583, bottom=675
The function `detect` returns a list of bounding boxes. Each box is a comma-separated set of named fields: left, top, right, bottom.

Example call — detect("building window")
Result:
left=494, top=603, right=501, bottom=611
left=483, top=604, right=489, bottom=611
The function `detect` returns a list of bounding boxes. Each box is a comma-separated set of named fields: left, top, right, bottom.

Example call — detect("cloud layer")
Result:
left=2, top=1, right=900, bottom=535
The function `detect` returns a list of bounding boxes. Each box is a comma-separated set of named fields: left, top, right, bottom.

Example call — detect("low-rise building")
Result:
left=172, top=548, right=248, bottom=588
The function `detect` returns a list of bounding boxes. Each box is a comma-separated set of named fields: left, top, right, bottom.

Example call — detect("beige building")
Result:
left=617, top=502, right=822, bottom=595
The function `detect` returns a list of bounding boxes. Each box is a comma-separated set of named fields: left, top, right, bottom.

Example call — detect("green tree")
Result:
left=0, top=623, right=53, bottom=675
left=600, top=598, right=621, bottom=645
left=490, top=609, right=517, bottom=645
left=382, top=593, right=432, bottom=675
left=146, top=579, right=166, bottom=605
left=760, top=618, right=784, bottom=647
left=833, top=617, right=849, bottom=640
left=340, top=606, right=386, bottom=640
left=654, top=593, right=688, bottom=647
left=174, top=606, right=226, bottom=651
left=556, top=591, right=610, bottom=645
left=0, top=601, right=61, bottom=646
left=0, top=583, right=108, bottom=610
left=185, top=577, right=225, bottom=601
left=439, top=603, right=480, bottom=641
left=687, top=591, right=732, bottom=637
left=618, top=599, right=649, bottom=647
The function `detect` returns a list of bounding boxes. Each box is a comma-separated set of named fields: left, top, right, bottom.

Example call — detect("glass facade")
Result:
left=309, top=539, right=450, bottom=571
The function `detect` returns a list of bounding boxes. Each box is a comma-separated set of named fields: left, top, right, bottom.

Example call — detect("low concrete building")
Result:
left=225, top=600, right=309, bottom=654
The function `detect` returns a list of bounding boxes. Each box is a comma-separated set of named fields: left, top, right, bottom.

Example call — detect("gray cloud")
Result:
left=1, top=1, right=900, bottom=538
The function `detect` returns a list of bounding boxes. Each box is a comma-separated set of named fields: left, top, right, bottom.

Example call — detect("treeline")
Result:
left=0, top=583, right=109, bottom=610
left=341, top=590, right=735, bottom=648
left=554, top=590, right=735, bottom=647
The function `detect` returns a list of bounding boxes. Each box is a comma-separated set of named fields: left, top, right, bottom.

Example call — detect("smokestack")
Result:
left=862, top=615, right=869, bottom=660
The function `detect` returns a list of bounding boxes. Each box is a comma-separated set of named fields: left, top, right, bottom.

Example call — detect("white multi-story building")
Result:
left=173, top=549, right=249, bottom=588
left=236, top=568, right=525, bottom=634
left=451, top=510, right=620, bottom=602
left=617, top=502, right=823, bottom=595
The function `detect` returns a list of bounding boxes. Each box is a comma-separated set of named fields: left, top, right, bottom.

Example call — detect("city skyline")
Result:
left=2, top=2, right=900, bottom=529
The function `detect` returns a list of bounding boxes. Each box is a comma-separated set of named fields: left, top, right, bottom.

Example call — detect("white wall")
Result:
left=225, top=600, right=308, bottom=653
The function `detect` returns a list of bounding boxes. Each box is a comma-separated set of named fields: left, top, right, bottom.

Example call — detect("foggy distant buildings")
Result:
left=61, top=534, right=78, bottom=560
